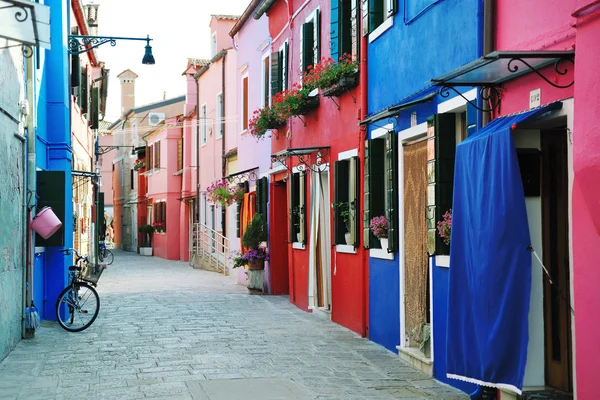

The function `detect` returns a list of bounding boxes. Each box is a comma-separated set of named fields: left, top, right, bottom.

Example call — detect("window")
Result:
left=211, top=32, right=217, bottom=57
left=334, top=156, right=360, bottom=246
left=270, top=42, right=289, bottom=97
left=153, top=201, right=167, bottom=233
left=256, top=177, right=269, bottom=218
left=241, top=76, right=249, bottom=132
left=79, top=66, right=88, bottom=114
left=216, top=93, right=223, bottom=139
left=262, top=54, right=270, bottom=107
left=235, top=182, right=249, bottom=238
left=201, top=104, right=207, bottom=144
left=177, top=138, right=183, bottom=171
left=362, top=0, right=396, bottom=36
left=147, top=144, right=153, bottom=171
left=331, top=0, right=360, bottom=61
left=300, top=10, right=320, bottom=73
left=154, top=140, right=161, bottom=169
left=289, top=172, right=306, bottom=244
left=363, top=131, right=397, bottom=251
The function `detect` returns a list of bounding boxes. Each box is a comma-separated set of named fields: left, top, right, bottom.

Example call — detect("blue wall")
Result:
left=369, top=257, right=399, bottom=351
left=368, top=0, right=480, bottom=115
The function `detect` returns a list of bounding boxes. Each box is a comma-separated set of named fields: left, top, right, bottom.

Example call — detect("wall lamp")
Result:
left=68, top=34, right=155, bottom=65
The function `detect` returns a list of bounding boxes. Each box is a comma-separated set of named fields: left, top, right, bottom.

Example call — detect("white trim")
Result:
left=305, top=6, right=320, bottom=23
left=446, top=374, right=522, bottom=395
left=372, top=123, right=393, bottom=139
left=261, top=51, right=271, bottom=108
left=34, top=247, right=45, bottom=254
left=370, top=248, right=394, bottom=260
left=215, top=92, right=223, bottom=139
left=210, top=32, right=217, bottom=58
left=336, top=244, right=356, bottom=254
left=399, top=134, right=406, bottom=348
left=113, top=155, right=124, bottom=164
left=338, top=148, right=358, bottom=160
left=398, top=122, right=427, bottom=142
left=292, top=166, right=302, bottom=174
left=240, top=73, right=249, bottom=134
left=429, top=255, right=434, bottom=362
left=257, top=37, right=271, bottom=52
left=368, top=16, right=394, bottom=44
left=293, top=242, right=305, bottom=250
left=267, top=163, right=288, bottom=175
left=238, top=62, right=249, bottom=73
left=437, top=88, right=477, bottom=114
left=435, top=255, right=450, bottom=268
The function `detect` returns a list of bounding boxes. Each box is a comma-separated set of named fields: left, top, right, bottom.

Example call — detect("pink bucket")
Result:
left=30, top=207, right=63, bottom=239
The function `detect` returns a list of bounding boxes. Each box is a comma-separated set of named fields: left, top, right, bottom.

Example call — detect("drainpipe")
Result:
left=358, top=23, right=368, bottom=338
left=221, top=51, right=227, bottom=237
left=195, top=78, right=200, bottom=223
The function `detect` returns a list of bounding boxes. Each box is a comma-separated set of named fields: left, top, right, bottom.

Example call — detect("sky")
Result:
left=91, top=0, right=251, bottom=123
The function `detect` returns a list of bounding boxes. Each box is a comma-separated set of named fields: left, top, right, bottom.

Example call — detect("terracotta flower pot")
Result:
left=247, top=259, right=265, bottom=271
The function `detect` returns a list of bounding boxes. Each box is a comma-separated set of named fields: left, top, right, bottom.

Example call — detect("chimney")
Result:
left=163, top=91, right=166, bottom=100
left=117, top=69, right=138, bottom=114
left=83, top=3, right=100, bottom=36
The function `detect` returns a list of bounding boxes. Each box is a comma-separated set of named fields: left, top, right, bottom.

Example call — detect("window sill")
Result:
left=201, top=142, right=207, bottom=148
left=34, top=247, right=45, bottom=254
left=370, top=248, right=394, bottom=260
left=368, top=16, right=394, bottom=44
left=435, top=255, right=450, bottom=268
left=336, top=245, right=356, bottom=254
left=292, top=242, right=305, bottom=250
left=240, top=129, right=248, bottom=135
left=173, top=169, right=184, bottom=176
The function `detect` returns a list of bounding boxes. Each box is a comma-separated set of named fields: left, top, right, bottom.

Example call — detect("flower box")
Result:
left=321, top=73, right=359, bottom=97
left=297, top=94, right=320, bottom=116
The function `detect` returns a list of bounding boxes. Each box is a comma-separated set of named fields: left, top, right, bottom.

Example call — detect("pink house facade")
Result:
left=229, top=2, right=273, bottom=288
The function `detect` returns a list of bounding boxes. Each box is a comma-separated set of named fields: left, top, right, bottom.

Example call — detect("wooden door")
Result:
left=541, top=129, right=572, bottom=393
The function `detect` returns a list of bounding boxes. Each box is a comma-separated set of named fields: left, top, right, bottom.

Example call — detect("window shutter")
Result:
left=386, top=0, right=397, bottom=16
left=177, top=138, right=183, bottom=171
left=369, top=0, right=384, bottom=34
left=80, top=67, right=88, bottom=114
left=351, top=0, right=360, bottom=59
left=362, top=0, right=369, bottom=36
left=299, top=172, right=306, bottom=244
left=270, top=50, right=281, bottom=97
left=71, top=55, right=80, bottom=88
left=349, top=156, right=360, bottom=247
left=290, top=173, right=297, bottom=242
left=154, top=141, right=161, bottom=169
left=363, top=141, right=371, bottom=248
left=147, top=145, right=153, bottom=170
left=260, top=177, right=269, bottom=217
left=162, top=202, right=167, bottom=233
left=283, top=42, right=289, bottom=90
left=314, top=9, right=321, bottom=65
left=302, top=22, right=314, bottom=72
left=339, top=0, right=352, bottom=58
left=90, top=87, right=99, bottom=129
left=368, top=139, right=386, bottom=248
left=331, top=0, right=340, bottom=61
left=334, top=160, right=349, bottom=245
left=236, top=201, right=241, bottom=238
left=385, top=131, right=398, bottom=252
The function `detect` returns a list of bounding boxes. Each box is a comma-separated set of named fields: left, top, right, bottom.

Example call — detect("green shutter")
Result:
left=270, top=50, right=281, bottom=97
left=299, top=172, right=306, bottom=244
left=90, top=87, right=99, bottom=129
left=349, top=156, right=360, bottom=247
left=331, top=0, right=340, bottom=61
left=314, top=9, right=321, bottom=65
left=71, top=55, right=80, bottom=88
left=369, top=0, right=383, bottom=33
left=80, top=67, right=88, bottom=113
left=334, top=160, right=349, bottom=244
left=283, top=42, right=289, bottom=90
left=302, top=22, right=314, bottom=72
left=385, top=131, right=398, bottom=252
left=35, top=171, right=66, bottom=247
left=369, top=139, right=386, bottom=248
left=351, top=0, right=360, bottom=60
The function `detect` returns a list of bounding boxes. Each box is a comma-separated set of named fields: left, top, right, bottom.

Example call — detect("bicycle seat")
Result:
left=68, top=266, right=82, bottom=271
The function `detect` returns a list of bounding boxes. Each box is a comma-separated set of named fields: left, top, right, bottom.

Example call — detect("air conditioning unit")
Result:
left=148, top=112, right=165, bottom=126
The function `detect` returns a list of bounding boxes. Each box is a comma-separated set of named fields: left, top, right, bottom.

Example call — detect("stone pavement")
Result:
left=0, top=251, right=468, bottom=400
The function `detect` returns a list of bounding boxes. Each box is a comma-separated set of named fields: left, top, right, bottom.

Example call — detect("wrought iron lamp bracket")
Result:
left=67, top=35, right=152, bottom=56
left=507, top=56, right=575, bottom=89
left=224, top=168, right=259, bottom=184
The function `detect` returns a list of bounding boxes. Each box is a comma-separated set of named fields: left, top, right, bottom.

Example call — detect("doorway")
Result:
left=309, top=170, right=332, bottom=311
left=541, top=128, right=572, bottom=393
left=270, top=180, right=290, bottom=295
left=402, top=139, right=430, bottom=349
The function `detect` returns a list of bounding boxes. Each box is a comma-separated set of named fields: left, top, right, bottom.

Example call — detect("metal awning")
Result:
left=223, top=166, right=259, bottom=183
left=271, top=146, right=330, bottom=173
left=360, top=91, right=437, bottom=126
left=431, top=50, right=575, bottom=88
left=0, top=0, right=51, bottom=53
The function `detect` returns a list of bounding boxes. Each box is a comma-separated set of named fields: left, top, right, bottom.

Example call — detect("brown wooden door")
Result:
left=541, top=129, right=573, bottom=393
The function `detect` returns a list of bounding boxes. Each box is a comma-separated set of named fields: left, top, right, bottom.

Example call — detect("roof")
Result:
left=98, top=120, right=113, bottom=133
left=181, top=58, right=211, bottom=76
left=211, top=14, right=240, bottom=21
left=229, top=0, right=261, bottom=36
left=117, top=69, right=138, bottom=79
left=193, top=49, right=229, bottom=80
left=108, top=95, right=186, bottom=130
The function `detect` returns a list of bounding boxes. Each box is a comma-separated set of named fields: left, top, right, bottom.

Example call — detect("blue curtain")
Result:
left=446, top=104, right=560, bottom=394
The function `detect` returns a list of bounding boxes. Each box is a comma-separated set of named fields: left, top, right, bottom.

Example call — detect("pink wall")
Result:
left=98, top=134, right=115, bottom=207
left=210, top=18, right=237, bottom=57
left=572, top=5, right=600, bottom=399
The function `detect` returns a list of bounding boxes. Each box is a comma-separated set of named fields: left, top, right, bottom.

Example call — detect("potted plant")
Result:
left=229, top=250, right=247, bottom=269
left=437, top=209, right=452, bottom=245
left=133, top=159, right=145, bottom=171
left=139, top=224, right=153, bottom=256
left=369, top=215, right=389, bottom=250
left=334, top=202, right=352, bottom=245
left=411, top=322, right=431, bottom=358
left=241, top=214, right=268, bottom=269
left=303, top=54, right=359, bottom=97
left=272, top=84, right=319, bottom=119
left=248, top=106, right=286, bottom=140
left=206, top=179, right=245, bottom=208
left=152, top=221, right=164, bottom=233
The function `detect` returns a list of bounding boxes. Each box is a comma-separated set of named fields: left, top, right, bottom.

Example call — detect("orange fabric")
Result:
left=240, top=192, right=257, bottom=251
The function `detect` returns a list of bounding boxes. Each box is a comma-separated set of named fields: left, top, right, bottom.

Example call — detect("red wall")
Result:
left=572, top=5, right=600, bottom=398
left=268, top=0, right=368, bottom=335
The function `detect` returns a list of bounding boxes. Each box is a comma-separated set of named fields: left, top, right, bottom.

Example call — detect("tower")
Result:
left=117, top=69, right=138, bottom=114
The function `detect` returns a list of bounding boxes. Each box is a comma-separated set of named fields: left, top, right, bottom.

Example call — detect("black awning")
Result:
left=431, top=50, right=575, bottom=88
left=360, top=91, right=436, bottom=126
left=271, top=146, right=331, bottom=173
left=223, top=166, right=259, bottom=183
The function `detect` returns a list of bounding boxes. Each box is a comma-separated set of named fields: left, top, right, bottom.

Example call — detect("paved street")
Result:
left=0, top=251, right=467, bottom=400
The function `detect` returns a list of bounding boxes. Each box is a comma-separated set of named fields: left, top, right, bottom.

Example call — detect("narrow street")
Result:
left=0, top=251, right=466, bottom=400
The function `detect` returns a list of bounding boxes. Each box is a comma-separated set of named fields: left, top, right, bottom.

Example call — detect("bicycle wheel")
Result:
left=55, top=283, right=100, bottom=332
left=98, top=250, right=104, bottom=262
left=103, top=249, right=114, bottom=265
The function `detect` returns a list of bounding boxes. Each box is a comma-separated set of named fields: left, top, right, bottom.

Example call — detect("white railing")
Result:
left=190, top=223, right=230, bottom=275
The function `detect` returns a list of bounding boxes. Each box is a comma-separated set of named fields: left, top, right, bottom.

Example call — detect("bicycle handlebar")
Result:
left=59, top=248, right=88, bottom=263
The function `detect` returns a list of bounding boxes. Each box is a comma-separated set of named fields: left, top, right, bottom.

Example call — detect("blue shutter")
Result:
left=331, top=0, right=340, bottom=61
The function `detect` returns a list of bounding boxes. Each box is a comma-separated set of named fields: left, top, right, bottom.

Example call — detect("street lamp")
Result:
left=68, top=34, right=155, bottom=64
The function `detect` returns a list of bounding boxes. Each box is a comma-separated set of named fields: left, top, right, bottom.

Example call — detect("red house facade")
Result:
left=260, top=0, right=369, bottom=336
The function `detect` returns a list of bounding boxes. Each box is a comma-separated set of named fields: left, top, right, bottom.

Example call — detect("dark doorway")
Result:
left=270, top=180, right=290, bottom=295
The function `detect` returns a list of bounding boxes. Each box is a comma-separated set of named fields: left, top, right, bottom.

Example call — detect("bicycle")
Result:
left=55, top=248, right=106, bottom=332
left=98, top=241, right=114, bottom=265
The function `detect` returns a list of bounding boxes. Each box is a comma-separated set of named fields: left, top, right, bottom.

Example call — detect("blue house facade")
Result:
left=363, top=0, right=484, bottom=393
left=33, top=0, right=73, bottom=320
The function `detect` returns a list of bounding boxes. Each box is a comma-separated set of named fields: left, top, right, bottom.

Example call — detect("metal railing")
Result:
left=190, top=223, right=230, bottom=275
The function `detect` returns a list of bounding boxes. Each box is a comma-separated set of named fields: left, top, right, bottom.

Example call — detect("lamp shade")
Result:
left=142, top=36, right=155, bottom=65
